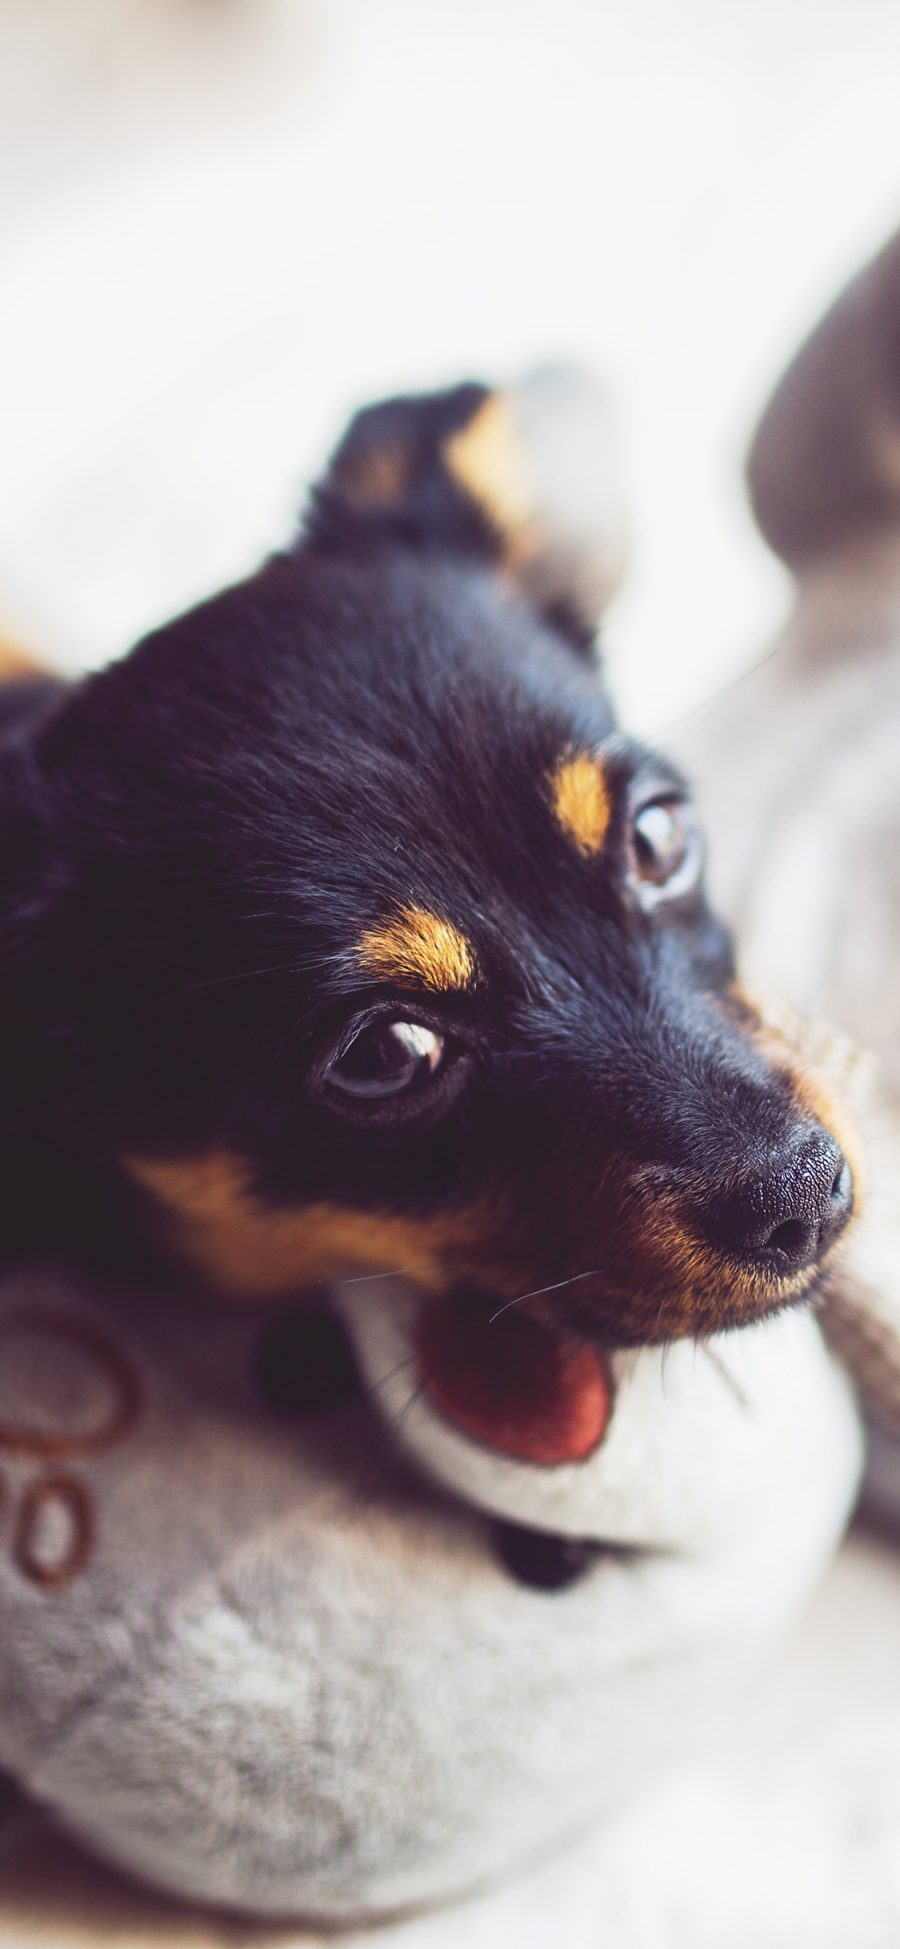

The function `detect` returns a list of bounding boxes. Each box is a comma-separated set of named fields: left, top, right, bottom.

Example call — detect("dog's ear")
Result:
left=748, top=229, right=900, bottom=570
left=305, top=370, right=626, bottom=652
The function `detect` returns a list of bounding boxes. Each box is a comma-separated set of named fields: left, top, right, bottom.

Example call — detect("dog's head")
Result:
left=0, top=374, right=856, bottom=1342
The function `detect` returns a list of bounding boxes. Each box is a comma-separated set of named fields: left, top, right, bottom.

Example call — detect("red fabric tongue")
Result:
left=417, top=1294, right=613, bottom=1465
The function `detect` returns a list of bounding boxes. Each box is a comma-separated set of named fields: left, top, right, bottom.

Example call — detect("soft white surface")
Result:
left=340, top=1281, right=856, bottom=1550
left=2, top=0, right=900, bottom=729
left=3, top=1533, right=900, bottom=1949
left=0, top=1266, right=858, bottom=1923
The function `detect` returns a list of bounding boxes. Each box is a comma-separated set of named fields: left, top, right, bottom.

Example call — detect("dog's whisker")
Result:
left=382, top=1365, right=436, bottom=1443
left=364, top=1349, right=423, bottom=1399
left=169, top=959, right=307, bottom=997
left=696, top=1339, right=751, bottom=1411
left=339, top=1261, right=444, bottom=1286
left=488, top=1268, right=607, bottom=1324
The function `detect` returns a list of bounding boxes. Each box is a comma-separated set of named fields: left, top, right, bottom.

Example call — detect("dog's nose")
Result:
left=701, top=1129, right=853, bottom=1274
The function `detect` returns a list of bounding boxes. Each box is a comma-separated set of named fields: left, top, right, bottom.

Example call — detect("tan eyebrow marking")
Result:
left=549, top=751, right=611, bottom=856
left=356, top=903, right=476, bottom=992
left=444, top=393, right=536, bottom=545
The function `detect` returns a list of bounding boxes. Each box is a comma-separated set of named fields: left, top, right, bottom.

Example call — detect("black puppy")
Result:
left=0, top=373, right=855, bottom=1345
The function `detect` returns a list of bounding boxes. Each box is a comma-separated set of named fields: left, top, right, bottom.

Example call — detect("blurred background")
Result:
left=2, top=0, right=900, bottom=731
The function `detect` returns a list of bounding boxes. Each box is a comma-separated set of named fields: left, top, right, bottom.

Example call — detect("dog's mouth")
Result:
left=424, top=1071, right=859, bottom=1351
left=416, top=1280, right=616, bottom=1467
left=433, top=1209, right=840, bottom=1353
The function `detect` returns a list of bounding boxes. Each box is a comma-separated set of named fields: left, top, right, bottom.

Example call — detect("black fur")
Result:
left=0, top=380, right=852, bottom=1340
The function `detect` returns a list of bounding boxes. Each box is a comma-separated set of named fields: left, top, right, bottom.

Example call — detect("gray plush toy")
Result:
left=0, top=1261, right=860, bottom=1922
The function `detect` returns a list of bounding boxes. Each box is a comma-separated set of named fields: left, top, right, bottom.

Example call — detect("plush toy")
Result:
left=7, top=233, right=900, bottom=1930
left=0, top=1258, right=862, bottom=1921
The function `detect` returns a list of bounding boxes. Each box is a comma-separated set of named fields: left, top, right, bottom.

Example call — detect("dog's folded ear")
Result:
left=305, top=370, right=627, bottom=652
left=748, top=229, right=900, bottom=570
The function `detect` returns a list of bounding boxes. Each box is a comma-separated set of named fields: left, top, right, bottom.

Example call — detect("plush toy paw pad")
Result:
left=417, top=1288, right=613, bottom=1464
left=255, top=1302, right=361, bottom=1417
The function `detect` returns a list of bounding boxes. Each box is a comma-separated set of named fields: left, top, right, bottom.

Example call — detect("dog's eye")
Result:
left=324, top=1019, right=447, bottom=1102
left=629, top=797, right=701, bottom=905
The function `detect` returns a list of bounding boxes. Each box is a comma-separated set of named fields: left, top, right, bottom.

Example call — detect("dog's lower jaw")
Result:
left=445, top=1250, right=828, bottom=1353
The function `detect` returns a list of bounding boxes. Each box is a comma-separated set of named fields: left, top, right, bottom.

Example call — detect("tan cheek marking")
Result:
left=591, top=1186, right=818, bottom=1344
left=522, top=1148, right=817, bottom=1346
left=124, top=1151, right=484, bottom=1298
left=356, top=903, right=476, bottom=992
left=0, top=637, right=47, bottom=684
left=444, top=394, right=537, bottom=551
left=549, top=751, right=611, bottom=856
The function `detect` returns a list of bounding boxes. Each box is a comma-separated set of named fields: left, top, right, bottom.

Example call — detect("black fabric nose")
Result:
left=702, top=1130, right=853, bottom=1273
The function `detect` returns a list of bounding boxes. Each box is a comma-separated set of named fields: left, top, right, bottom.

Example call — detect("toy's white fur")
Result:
left=338, top=1280, right=855, bottom=1551
left=0, top=1265, right=858, bottom=1921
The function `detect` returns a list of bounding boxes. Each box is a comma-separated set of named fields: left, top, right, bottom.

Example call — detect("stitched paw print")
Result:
left=0, top=1308, right=141, bottom=1588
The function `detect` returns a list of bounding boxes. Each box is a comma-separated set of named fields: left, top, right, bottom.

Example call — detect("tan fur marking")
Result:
left=549, top=751, right=611, bottom=856
left=125, top=1151, right=483, bottom=1297
left=356, top=903, right=475, bottom=992
left=0, top=637, right=46, bottom=684
left=444, top=394, right=536, bottom=544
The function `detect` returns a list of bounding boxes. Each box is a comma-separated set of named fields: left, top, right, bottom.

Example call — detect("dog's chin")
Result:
left=430, top=1256, right=825, bottom=1354
left=397, top=1218, right=841, bottom=1360
left=550, top=1266, right=826, bottom=1351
